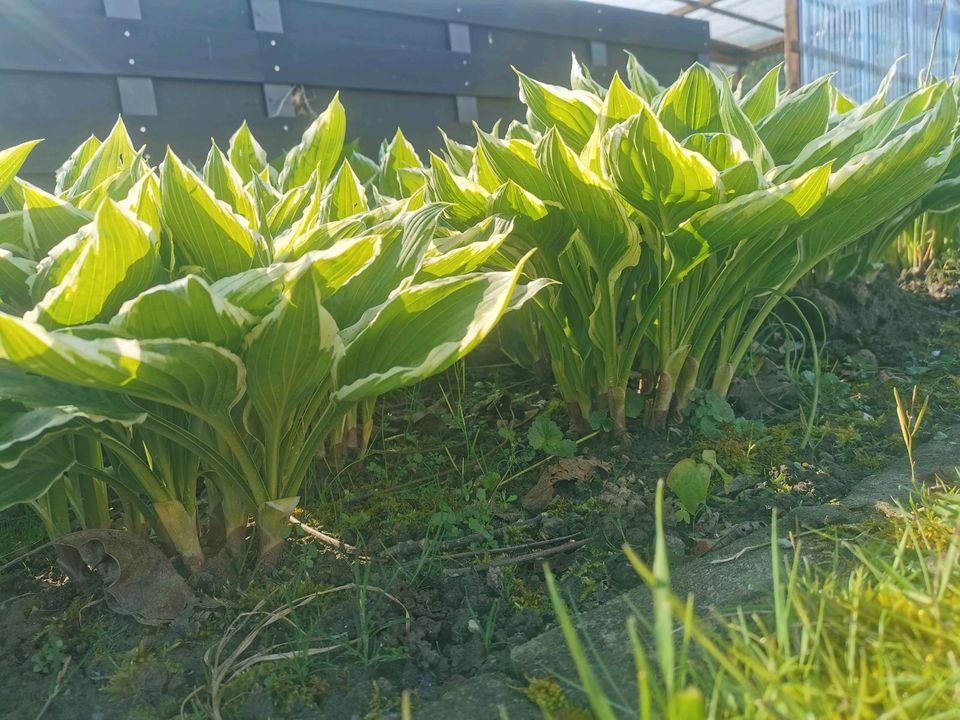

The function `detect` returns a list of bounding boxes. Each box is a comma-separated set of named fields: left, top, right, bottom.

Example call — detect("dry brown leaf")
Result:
left=521, top=457, right=611, bottom=513
left=53, top=529, right=196, bottom=625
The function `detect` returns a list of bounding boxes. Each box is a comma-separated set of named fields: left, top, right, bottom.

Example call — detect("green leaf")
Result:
left=0, top=139, right=42, bottom=199
left=66, top=118, right=141, bottom=202
left=0, top=441, right=75, bottom=513
left=161, top=149, right=266, bottom=279
left=418, top=217, right=513, bottom=279
left=537, top=129, right=640, bottom=281
left=30, top=200, right=159, bottom=328
left=603, top=103, right=720, bottom=231
left=242, top=269, right=341, bottom=437
left=516, top=69, right=601, bottom=153
left=428, top=152, right=489, bottom=228
left=228, top=121, right=267, bottom=183
left=0, top=247, right=35, bottom=309
left=278, top=93, right=346, bottom=191
left=0, top=312, right=245, bottom=418
left=111, top=275, right=255, bottom=352
left=203, top=141, right=259, bottom=226
left=658, top=64, right=723, bottom=139
left=379, top=128, right=423, bottom=198
left=527, top=415, right=576, bottom=457
left=54, top=136, right=102, bottom=195
left=319, top=160, right=369, bottom=222
left=334, top=259, right=533, bottom=402
left=756, top=77, right=832, bottom=165
left=739, top=64, right=781, bottom=123
left=624, top=51, right=663, bottom=102
left=19, top=181, right=92, bottom=259
left=666, top=457, right=710, bottom=518
left=665, top=162, right=832, bottom=277
left=475, top=129, right=555, bottom=201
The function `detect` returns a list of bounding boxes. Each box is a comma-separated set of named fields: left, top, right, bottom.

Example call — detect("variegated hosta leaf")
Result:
left=66, top=118, right=142, bottom=202
left=664, top=162, right=832, bottom=276
left=379, top=128, right=424, bottom=198
left=242, top=270, right=342, bottom=434
left=682, top=133, right=763, bottom=199
left=228, top=121, right=267, bottom=184
left=739, top=64, right=781, bottom=123
left=111, top=275, right=255, bottom=352
left=335, top=259, right=534, bottom=401
left=603, top=103, right=720, bottom=231
left=0, top=139, right=41, bottom=198
left=0, top=366, right=147, bottom=426
left=29, top=200, right=159, bottom=328
left=0, top=313, right=245, bottom=417
left=800, top=90, right=957, bottom=256
left=756, top=76, right=832, bottom=165
left=278, top=93, right=346, bottom=191
left=322, top=204, right=445, bottom=328
left=475, top=129, right=555, bottom=201
left=537, top=129, right=640, bottom=281
left=516, top=70, right=601, bottom=152
left=428, top=152, right=489, bottom=228
left=658, top=64, right=723, bottom=139
left=418, top=216, right=513, bottom=279
left=55, top=135, right=102, bottom=195
left=267, top=175, right=317, bottom=238
left=625, top=52, right=663, bottom=103
left=212, top=235, right=380, bottom=318
left=0, top=247, right=34, bottom=309
left=272, top=214, right=367, bottom=261
left=581, top=73, right=643, bottom=172
left=204, top=142, right=259, bottom=226
left=319, top=161, right=368, bottom=222
left=0, top=439, right=75, bottom=512
left=19, top=180, right=91, bottom=258
left=161, top=149, right=267, bottom=279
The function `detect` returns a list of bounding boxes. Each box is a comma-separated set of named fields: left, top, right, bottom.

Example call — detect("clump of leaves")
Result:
left=665, top=450, right=730, bottom=522
left=528, top=415, right=577, bottom=458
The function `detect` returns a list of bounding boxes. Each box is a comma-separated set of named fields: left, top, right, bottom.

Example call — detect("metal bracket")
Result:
left=590, top=40, right=608, bottom=67
left=103, top=0, right=141, bottom=20
left=264, top=83, right=296, bottom=117
left=117, top=76, right=157, bottom=116
left=455, top=95, right=479, bottom=124
left=447, top=22, right=471, bottom=53
left=251, top=0, right=284, bottom=33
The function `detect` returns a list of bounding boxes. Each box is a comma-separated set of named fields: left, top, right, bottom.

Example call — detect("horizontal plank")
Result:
left=0, top=15, right=691, bottom=100
left=296, top=0, right=710, bottom=53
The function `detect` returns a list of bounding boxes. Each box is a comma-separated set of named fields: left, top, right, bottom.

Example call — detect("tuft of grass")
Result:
left=545, top=477, right=960, bottom=719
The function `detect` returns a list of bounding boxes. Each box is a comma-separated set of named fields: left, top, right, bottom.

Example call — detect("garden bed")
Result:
left=3, top=271, right=960, bottom=720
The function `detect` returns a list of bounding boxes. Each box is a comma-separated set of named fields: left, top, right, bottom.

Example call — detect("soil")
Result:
left=2, top=273, right=960, bottom=720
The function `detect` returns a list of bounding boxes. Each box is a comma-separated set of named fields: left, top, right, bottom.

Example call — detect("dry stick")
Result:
left=289, top=515, right=358, bottom=554
left=202, top=584, right=410, bottom=720
left=383, top=512, right=550, bottom=558
left=34, top=656, right=72, bottom=720
left=0, top=540, right=53, bottom=574
left=402, top=532, right=584, bottom=568
left=443, top=538, right=589, bottom=577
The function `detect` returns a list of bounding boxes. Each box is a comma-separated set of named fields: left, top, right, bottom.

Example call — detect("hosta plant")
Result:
left=426, top=57, right=957, bottom=434
left=0, top=105, right=543, bottom=570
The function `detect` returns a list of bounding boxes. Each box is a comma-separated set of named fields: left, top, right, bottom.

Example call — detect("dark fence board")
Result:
left=0, top=1, right=708, bottom=181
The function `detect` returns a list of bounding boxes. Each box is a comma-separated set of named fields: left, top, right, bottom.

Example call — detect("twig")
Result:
left=34, top=656, right=72, bottom=720
left=443, top=538, right=589, bottom=576
left=199, top=584, right=410, bottom=720
left=431, top=532, right=583, bottom=563
left=0, top=541, right=53, bottom=574
left=383, top=513, right=549, bottom=558
left=289, top=516, right=358, bottom=554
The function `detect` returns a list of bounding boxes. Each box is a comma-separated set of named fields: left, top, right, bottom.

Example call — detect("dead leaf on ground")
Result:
left=53, top=529, right=196, bottom=626
left=521, top=457, right=611, bottom=513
